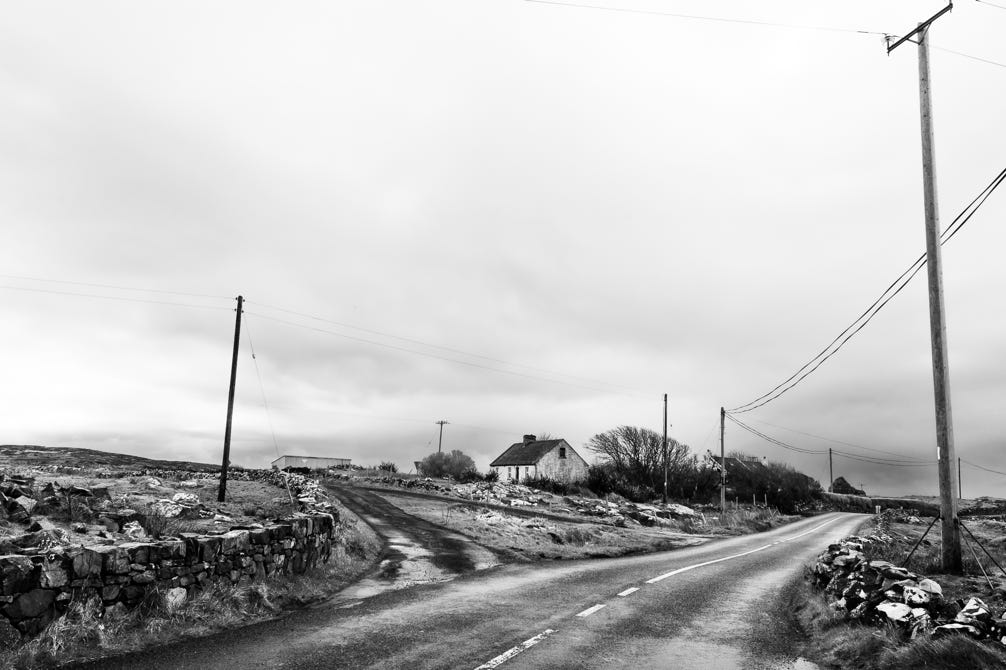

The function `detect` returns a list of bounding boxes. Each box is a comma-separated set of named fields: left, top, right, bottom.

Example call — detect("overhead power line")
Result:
left=961, top=458, right=1006, bottom=477
left=524, top=0, right=888, bottom=35
left=728, top=166, right=1006, bottom=414
left=527, top=1, right=1006, bottom=70
left=0, top=274, right=232, bottom=300
left=0, top=284, right=232, bottom=311
left=727, top=414, right=938, bottom=466
left=247, top=299, right=645, bottom=394
left=745, top=417, right=934, bottom=461
left=245, top=310, right=655, bottom=398
left=976, top=0, right=1006, bottom=12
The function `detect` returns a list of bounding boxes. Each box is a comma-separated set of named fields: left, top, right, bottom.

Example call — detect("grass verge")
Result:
left=0, top=506, right=381, bottom=670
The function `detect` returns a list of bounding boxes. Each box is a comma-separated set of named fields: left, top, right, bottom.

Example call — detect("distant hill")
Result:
left=0, top=444, right=220, bottom=473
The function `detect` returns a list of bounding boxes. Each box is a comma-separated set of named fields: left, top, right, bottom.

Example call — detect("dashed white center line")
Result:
left=617, top=587, right=639, bottom=597
left=473, top=629, right=556, bottom=669
left=644, top=516, right=844, bottom=584
left=576, top=604, right=606, bottom=617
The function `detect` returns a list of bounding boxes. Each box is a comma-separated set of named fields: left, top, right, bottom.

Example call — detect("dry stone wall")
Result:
left=0, top=512, right=336, bottom=642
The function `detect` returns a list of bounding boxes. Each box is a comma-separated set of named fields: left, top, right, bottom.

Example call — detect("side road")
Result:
left=75, top=512, right=868, bottom=669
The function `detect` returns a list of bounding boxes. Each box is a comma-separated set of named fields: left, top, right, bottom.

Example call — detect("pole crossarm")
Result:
left=887, top=2, right=953, bottom=53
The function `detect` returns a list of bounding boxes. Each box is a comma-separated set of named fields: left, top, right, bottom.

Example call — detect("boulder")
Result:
left=164, top=586, right=187, bottom=613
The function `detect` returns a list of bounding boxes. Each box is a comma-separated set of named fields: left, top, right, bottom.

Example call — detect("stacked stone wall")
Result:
left=0, top=512, right=336, bottom=642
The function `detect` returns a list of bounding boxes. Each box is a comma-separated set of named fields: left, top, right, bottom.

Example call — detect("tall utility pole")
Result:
left=218, top=295, right=244, bottom=503
left=662, top=393, right=668, bottom=504
left=828, top=448, right=833, bottom=493
left=887, top=2, right=961, bottom=572
left=958, top=457, right=962, bottom=500
left=719, top=407, right=726, bottom=515
left=436, top=420, right=449, bottom=453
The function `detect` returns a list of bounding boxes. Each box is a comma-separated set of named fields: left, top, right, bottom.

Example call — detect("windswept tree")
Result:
left=419, top=449, right=477, bottom=479
left=586, top=426, right=695, bottom=495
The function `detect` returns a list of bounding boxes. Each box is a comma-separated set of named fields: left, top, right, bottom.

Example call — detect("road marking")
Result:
left=474, top=629, right=555, bottom=669
left=576, top=604, right=606, bottom=617
left=645, top=516, right=845, bottom=584
left=617, top=587, right=639, bottom=597
left=776, top=517, right=841, bottom=542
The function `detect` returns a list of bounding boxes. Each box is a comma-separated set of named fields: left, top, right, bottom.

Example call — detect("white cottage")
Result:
left=489, top=435, right=588, bottom=483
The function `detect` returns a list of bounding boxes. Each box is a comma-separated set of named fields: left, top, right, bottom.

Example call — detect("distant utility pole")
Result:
left=828, top=448, right=833, bottom=493
left=436, top=420, right=449, bottom=453
left=662, top=393, right=668, bottom=504
left=958, top=457, right=962, bottom=500
left=218, top=295, right=244, bottom=503
left=719, top=407, right=726, bottom=515
left=887, top=1, right=961, bottom=573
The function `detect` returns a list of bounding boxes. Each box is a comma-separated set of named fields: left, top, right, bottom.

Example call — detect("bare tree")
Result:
left=586, top=426, right=693, bottom=492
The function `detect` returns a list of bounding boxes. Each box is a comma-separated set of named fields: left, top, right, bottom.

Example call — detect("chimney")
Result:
left=523, top=434, right=536, bottom=445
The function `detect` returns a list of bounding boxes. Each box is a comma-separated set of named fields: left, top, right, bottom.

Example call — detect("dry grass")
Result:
left=0, top=506, right=382, bottom=670
left=380, top=493, right=708, bottom=560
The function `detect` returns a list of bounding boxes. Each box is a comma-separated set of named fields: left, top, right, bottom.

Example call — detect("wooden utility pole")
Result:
left=662, top=393, right=668, bottom=504
left=436, top=420, right=449, bottom=453
left=218, top=295, right=244, bottom=503
left=828, top=448, right=833, bottom=493
left=887, top=2, right=961, bottom=572
left=719, top=407, right=726, bottom=515
left=958, top=457, right=962, bottom=500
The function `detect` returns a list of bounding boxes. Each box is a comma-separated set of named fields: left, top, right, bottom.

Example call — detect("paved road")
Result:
left=81, top=507, right=865, bottom=670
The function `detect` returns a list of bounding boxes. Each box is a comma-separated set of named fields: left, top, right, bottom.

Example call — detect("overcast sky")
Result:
left=2, top=0, right=1005, bottom=498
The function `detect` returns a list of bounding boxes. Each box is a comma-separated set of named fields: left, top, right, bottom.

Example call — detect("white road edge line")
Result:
left=645, top=516, right=844, bottom=584
left=473, top=629, right=556, bottom=670
left=617, top=587, right=639, bottom=597
left=576, top=604, right=606, bottom=617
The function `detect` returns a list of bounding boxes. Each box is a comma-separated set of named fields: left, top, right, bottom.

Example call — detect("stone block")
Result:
left=219, top=530, right=250, bottom=555
left=132, top=571, right=156, bottom=585
left=248, top=528, right=271, bottom=545
left=159, top=539, right=186, bottom=562
left=120, top=542, right=154, bottom=565
left=197, top=536, right=221, bottom=563
left=0, top=556, right=36, bottom=595
left=0, top=617, right=20, bottom=647
left=94, top=546, right=130, bottom=575
left=101, top=585, right=121, bottom=602
left=269, top=524, right=292, bottom=540
left=3, top=589, right=55, bottom=620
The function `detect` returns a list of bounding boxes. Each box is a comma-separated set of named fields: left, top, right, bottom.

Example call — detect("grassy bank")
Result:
left=0, top=506, right=382, bottom=670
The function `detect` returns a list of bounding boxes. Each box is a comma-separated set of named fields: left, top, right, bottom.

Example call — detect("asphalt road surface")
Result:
left=78, top=504, right=866, bottom=670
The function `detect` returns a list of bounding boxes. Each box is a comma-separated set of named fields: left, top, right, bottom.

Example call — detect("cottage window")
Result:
left=559, top=447, right=566, bottom=459
left=508, top=467, right=512, bottom=480
left=525, top=466, right=530, bottom=477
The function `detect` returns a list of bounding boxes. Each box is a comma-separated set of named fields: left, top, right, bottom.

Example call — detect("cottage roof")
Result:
left=490, top=439, right=567, bottom=467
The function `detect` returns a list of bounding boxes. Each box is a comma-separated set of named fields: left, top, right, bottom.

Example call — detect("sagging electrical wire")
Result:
left=728, top=166, right=1006, bottom=415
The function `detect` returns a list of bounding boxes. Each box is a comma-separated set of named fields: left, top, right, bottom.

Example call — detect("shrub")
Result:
left=522, top=475, right=571, bottom=496
left=419, top=450, right=477, bottom=479
left=483, top=469, right=499, bottom=483
left=454, top=468, right=483, bottom=484
left=377, top=461, right=398, bottom=473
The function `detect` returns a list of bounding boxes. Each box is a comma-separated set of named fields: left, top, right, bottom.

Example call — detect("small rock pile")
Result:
left=812, top=535, right=1006, bottom=645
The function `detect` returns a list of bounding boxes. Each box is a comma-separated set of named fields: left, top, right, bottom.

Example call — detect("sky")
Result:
left=2, top=0, right=1005, bottom=498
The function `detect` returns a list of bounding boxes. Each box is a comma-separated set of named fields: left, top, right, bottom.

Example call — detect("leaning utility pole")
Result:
left=436, top=420, right=449, bottom=453
left=218, top=295, right=244, bottom=503
left=887, top=2, right=961, bottom=572
left=719, top=407, right=726, bottom=515
left=828, top=448, right=833, bottom=493
left=662, top=393, right=668, bottom=504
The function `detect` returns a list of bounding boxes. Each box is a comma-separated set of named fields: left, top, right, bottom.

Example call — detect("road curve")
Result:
left=77, top=511, right=866, bottom=670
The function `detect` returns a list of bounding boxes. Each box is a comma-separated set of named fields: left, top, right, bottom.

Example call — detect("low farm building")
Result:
left=271, top=455, right=351, bottom=470
left=489, top=435, right=588, bottom=483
